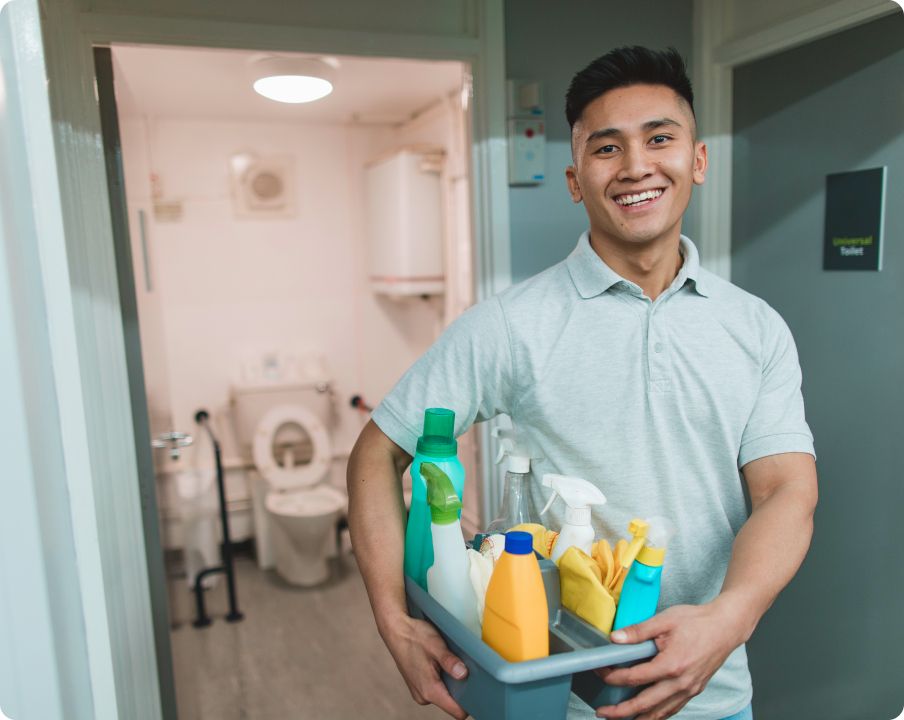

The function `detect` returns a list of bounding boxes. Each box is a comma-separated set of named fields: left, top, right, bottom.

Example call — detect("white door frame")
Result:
left=691, top=0, right=899, bottom=281
left=33, top=1, right=510, bottom=718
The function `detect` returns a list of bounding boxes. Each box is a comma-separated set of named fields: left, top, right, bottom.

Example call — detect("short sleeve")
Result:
left=738, top=308, right=815, bottom=469
left=371, top=296, right=514, bottom=456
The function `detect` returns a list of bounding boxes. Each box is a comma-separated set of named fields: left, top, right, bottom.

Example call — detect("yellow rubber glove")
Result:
left=510, top=523, right=559, bottom=559
left=591, top=539, right=616, bottom=588
left=610, top=538, right=630, bottom=600
left=557, top=546, right=617, bottom=635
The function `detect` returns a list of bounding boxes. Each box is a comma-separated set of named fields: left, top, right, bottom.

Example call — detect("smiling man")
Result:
left=348, top=47, right=818, bottom=720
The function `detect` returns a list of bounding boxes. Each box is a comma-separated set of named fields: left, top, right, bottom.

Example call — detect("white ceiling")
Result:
left=111, top=45, right=464, bottom=125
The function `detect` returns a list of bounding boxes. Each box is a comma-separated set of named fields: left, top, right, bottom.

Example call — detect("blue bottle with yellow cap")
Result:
left=404, top=408, right=465, bottom=590
left=613, top=517, right=674, bottom=630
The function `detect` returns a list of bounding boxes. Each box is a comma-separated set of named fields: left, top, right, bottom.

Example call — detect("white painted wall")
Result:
left=117, top=68, right=478, bottom=530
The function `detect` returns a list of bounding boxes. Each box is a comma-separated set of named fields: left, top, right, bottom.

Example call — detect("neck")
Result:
left=588, top=230, right=683, bottom=301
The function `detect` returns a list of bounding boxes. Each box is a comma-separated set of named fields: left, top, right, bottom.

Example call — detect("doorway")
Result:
left=96, top=42, right=482, bottom=719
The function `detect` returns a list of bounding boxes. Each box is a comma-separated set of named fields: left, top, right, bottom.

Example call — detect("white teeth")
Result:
left=615, top=189, right=664, bottom=206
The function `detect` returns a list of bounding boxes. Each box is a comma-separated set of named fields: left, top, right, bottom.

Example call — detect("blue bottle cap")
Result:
left=504, top=531, right=533, bottom=555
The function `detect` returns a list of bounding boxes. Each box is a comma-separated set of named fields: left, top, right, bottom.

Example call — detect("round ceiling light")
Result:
left=251, top=57, right=336, bottom=104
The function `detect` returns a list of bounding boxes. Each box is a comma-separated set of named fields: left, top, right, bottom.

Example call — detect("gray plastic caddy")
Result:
left=405, top=558, right=658, bottom=720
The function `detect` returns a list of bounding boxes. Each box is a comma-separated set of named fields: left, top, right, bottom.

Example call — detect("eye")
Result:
left=596, top=144, right=618, bottom=155
left=650, top=134, right=671, bottom=145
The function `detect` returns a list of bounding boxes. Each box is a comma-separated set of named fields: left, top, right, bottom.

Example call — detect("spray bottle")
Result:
left=486, top=427, right=541, bottom=534
left=613, top=516, right=675, bottom=630
left=404, top=408, right=465, bottom=590
left=422, top=463, right=480, bottom=634
left=540, top=473, right=607, bottom=563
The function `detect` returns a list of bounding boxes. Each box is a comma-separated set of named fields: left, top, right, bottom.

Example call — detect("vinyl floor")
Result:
left=166, top=551, right=447, bottom=720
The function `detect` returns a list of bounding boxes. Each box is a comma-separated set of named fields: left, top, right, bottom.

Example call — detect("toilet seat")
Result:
left=252, top=404, right=332, bottom=490
left=265, top=485, right=346, bottom=518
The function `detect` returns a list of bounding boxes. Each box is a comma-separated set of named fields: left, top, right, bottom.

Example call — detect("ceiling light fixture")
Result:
left=251, top=57, right=336, bottom=104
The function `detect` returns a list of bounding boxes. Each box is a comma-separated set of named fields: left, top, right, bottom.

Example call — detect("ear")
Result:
left=565, top=165, right=583, bottom=203
left=693, top=141, right=708, bottom=185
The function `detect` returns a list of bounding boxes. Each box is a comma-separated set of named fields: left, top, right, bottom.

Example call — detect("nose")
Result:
left=617, top=143, right=655, bottom=183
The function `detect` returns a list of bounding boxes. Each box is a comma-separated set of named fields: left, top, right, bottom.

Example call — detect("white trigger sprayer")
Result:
left=540, top=473, right=607, bottom=563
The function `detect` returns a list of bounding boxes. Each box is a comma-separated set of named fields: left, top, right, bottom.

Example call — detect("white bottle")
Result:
left=422, top=462, right=481, bottom=634
left=540, top=473, right=608, bottom=563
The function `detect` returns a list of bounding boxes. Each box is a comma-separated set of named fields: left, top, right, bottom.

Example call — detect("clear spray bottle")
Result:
left=486, top=427, right=541, bottom=534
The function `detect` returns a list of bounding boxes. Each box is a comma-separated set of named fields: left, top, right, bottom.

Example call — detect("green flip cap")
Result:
left=421, top=462, right=461, bottom=525
left=416, top=408, right=457, bottom=457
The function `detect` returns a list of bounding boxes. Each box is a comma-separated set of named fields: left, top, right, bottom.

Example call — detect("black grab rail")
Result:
left=192, top=409, right=244, bottom=627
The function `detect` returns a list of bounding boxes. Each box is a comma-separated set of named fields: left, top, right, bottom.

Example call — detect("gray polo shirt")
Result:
left=373, top=233, right=814, bottom=720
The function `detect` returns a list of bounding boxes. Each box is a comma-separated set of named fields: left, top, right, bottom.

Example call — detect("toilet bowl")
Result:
left=252, top=404, right=346, bottom=586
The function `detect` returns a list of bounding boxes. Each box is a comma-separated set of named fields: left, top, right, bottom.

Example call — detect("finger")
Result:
left=437, top=650, right=468, bottom=681
left=595, top=679, right=681, bottom=719
left=421, top=673, right=469, bottom=720
left=634, top=693, right=691, bottom=720
left=603, top=651, right=683, bottom=687
left=609, top=612, right=672, bottom=644
left=594, top=666, right=614, bottom=681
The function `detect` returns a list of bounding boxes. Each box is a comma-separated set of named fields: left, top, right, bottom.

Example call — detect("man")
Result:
left=347, top=46, right=818, bottom=720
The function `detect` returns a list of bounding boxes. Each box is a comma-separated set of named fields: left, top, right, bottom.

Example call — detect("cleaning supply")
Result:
left=404, top=408, right=465, bottom=590
left=482, top=531, right=549, bottom=662
left=557, top=545, right=617, bottom=634
left=539, top=474, right=607, bottom=563
left=510, top=522, right=559, bottom=559
left=467, top=548, right=494, bottom=623
left=479, top=533, right=508, bottom=565
left=610, top=518, right=650, bottom=602
left=613, top=516, right=675, bottom=630
left=422, top=463, right=480, bottom=634
left=486, top=427, right=541, bottom=533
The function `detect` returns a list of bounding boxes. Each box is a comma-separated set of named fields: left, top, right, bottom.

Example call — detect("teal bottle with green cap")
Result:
left=404, top=408, right=465, bottom=590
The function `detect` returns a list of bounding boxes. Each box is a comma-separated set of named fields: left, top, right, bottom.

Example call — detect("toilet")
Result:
left=232, top=378, right=347, bottom=587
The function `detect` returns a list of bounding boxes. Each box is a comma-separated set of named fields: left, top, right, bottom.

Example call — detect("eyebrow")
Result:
left=585, top=117, right=683, bottom=145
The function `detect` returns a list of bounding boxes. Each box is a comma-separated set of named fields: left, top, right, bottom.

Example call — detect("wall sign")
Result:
left=823, top=167, right=886, bottom=271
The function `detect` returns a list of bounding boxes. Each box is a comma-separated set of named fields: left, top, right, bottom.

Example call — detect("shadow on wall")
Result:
left=732, top=12, right=904, bottom=253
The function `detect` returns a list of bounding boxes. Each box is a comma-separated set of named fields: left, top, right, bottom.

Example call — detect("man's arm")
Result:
left=594, top=452, right=818, bottom=720
left=346, top=420, right=468, bottom=720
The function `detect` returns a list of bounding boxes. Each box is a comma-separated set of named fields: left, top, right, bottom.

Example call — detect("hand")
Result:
left=381, top=613, right=469, bottom=719
left=593, top=601, right=746, bottom=720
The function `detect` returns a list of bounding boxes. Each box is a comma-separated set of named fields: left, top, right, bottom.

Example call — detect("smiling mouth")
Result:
left=613, top=188, right=665, bottom=208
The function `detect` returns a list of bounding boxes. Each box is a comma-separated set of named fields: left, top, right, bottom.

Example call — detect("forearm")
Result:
left=346, top=421, right=411, bottom=638
left=713, top=460, right=818, bottom=643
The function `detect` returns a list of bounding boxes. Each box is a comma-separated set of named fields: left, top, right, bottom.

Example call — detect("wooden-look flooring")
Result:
left=166, top=551, right=447, bottom=720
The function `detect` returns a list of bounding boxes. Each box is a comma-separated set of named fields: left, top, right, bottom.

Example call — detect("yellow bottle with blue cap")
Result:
left=481, top=530, right=549, bottom=662
left=613, top=517, right=674, bottom=630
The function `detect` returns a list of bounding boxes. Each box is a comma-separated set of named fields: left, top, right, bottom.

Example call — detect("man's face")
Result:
left=566, top=84, right=707, bottom=249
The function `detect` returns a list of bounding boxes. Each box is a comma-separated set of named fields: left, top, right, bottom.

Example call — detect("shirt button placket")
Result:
left=648, top=305, right=670, bottom=391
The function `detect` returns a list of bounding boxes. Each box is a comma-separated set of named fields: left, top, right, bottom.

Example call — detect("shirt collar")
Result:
left=566, top=232, right=709, bottom=299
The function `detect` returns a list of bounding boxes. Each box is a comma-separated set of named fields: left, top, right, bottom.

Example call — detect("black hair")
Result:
left=565, top=46, right=694, bottom=129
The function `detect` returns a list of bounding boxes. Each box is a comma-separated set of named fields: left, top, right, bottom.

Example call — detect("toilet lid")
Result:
left=266, top=485, right=346, bottom=517
left=252, top=404, right=332, bottom=490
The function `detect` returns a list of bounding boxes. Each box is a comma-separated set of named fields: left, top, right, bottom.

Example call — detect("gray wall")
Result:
left=504, top=0, right=694, bottom=282
left=732, top=13, right=904, bottom=720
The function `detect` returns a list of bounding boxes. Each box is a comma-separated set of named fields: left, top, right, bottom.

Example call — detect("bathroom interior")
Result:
left=109, top=43, right=482, bottom=719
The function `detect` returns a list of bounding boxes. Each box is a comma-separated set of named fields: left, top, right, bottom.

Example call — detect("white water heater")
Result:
left=364, top=147, right=445, bottom=297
